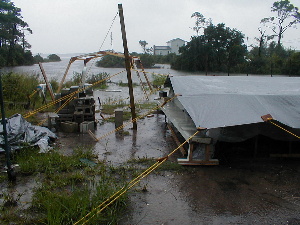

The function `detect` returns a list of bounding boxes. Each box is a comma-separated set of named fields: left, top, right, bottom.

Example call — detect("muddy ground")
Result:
left=56, top=111, right=300, bottom=225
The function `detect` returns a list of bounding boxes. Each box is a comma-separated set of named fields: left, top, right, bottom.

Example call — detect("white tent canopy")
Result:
left=169, top=76, right=300, bottom=129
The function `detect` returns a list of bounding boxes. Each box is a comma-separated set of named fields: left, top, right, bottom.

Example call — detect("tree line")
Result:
left=142, top=0, right=300, bottom=75
left=0, top=0, right=61, bottom=67
left=1, top=0, right=300, bottom=76
left=0, top=0, right=33, bottom=66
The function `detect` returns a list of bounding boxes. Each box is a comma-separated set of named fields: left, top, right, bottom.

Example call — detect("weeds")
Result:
left=64, top=72, right=109, bottom=90
left=0, top=146, right=129, bottom=224
left=1, top=72, right=40, bottom=103
left=118, top=81, right=138, bottom=87
left=152, top=73, right=167, bottom=87
left=0, top=72, right=57, bottom=119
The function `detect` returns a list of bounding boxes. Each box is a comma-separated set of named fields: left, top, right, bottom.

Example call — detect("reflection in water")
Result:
left=131, top=129, right=137, bottom=158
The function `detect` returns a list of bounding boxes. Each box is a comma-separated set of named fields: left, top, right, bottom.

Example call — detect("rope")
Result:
left=85, top=12, right=119, bottom=77
left=29, top=90, right=37, bottom=99
left=37, top=95, right=77, bottom=126
left=89, top=95, right=178, bottom=142
left=23, top=69, right=125, bottom=118
left=131, top=69, right=170, bottom=77
left=74, top=130, right=199, bottom=225
left=268, top=120, right=300, bottom=139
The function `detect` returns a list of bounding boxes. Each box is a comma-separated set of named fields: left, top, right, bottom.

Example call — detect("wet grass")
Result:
left=0, top=147, right=129, bottom=224
left=117, top=81, right=139, bottom=87
left=64, top=72, right=109, bottom=90
left=152, top=74, right=167, bottom=87
left=101, top=102, right=157, bottom=123
left=127, top=156, right=186, bottom=172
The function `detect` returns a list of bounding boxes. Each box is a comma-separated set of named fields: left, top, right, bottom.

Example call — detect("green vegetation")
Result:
left=0, top=0, right=34, bottom=67
left=0, top=146, right=187, bottom=224
left=171, top=22, right=247, bottom=74
left=0, top=72, right=58, bottom=124
left=261, top=0, right=300, bottom=46
left=33, top=54, right=61, bottom=64
left=46, top=54, right=61, bottom=62
left=152, top=74, right=167, bottom=87
left=86, top=72, right=109, bottom=89
left=1, top=72, right=39, bottom=103
left=100, top=98, right=157, bottom=123
left=96, top=52, right=159, bottom=69
left=247, top=41, right=299, bottom=75
left=96, top=55, right=125, bottom=68
left=0, top=72, right=43, bottom=121
left=171, top=1, right=300, bottom=75
left=64, top=72, right=109, bottom=89
left=0, top=147, right=128, bottom=224
left=118, top=81, right=138, bottom=87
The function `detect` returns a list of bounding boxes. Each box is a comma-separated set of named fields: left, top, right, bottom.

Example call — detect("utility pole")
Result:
left=118, top=4, right=137, bottom=130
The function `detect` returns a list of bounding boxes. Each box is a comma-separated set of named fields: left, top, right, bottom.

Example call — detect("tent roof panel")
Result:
left=169, top=76, right=300, bottom=129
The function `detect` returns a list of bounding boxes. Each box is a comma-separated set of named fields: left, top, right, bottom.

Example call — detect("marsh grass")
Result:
left=101, top=100, right=156, bottom=123
left=1, top=72, right=57, bottom=121
left=152, top=73, right=167, bottom=87
left=0, top=147, right=128, bottom=224
left=117, top=81, right=138, bottom=87
left=64, top=72, right=109, bottom=90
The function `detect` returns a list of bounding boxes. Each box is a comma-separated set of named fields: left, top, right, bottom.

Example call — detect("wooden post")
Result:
left=118, top=4, right=137, bottom=130
left=57, top=58, right=73, bottom=93
left=39, top=62, right=55, bottom=101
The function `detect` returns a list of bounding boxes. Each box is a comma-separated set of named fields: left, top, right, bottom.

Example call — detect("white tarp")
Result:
left=0, top=114, right=56, bottom=153
left=169, top=76, right=300, bottom=129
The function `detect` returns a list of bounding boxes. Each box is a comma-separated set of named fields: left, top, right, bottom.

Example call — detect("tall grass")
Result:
left=1, top=72, right=40, bottom=103
left=2, top=147, right=128, bottom=224
left=152, top=73, right=167, bottom=87
left=0, top=72, right=55, bottom=120
left=64, top=72, right=109, bottom=89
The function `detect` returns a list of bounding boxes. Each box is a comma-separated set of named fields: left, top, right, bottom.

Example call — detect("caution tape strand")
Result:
left=23, top=69, right=125, bottom=118
left=91, top=95, right=178, bottom=142
left=269, top=120, right=300, bottom=139
left=74, top=130, right=199, bottom=225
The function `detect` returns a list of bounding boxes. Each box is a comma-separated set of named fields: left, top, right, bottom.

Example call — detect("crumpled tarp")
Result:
left=0, top=114, right=57, bottom=153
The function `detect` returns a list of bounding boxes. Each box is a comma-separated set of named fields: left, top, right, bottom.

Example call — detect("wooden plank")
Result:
left=167, top=124, right=187, bottom=156
left=39, top=62, right=55, bottom=101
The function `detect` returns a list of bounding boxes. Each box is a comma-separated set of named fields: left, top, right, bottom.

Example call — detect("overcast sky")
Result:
left=12, top=0, right=300, bottom=55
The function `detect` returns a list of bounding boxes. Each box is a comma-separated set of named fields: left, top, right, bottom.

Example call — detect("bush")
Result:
left=1, top=72, right=40, bottom=103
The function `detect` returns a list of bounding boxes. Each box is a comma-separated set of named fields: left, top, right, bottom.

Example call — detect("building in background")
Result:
left=153, top=38, right=185, bottom=55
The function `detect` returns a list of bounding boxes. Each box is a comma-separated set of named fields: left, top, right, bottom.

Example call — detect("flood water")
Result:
left=0, top=54, right=198, bottom=83
left=2, top=56, right=300, bottom=224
